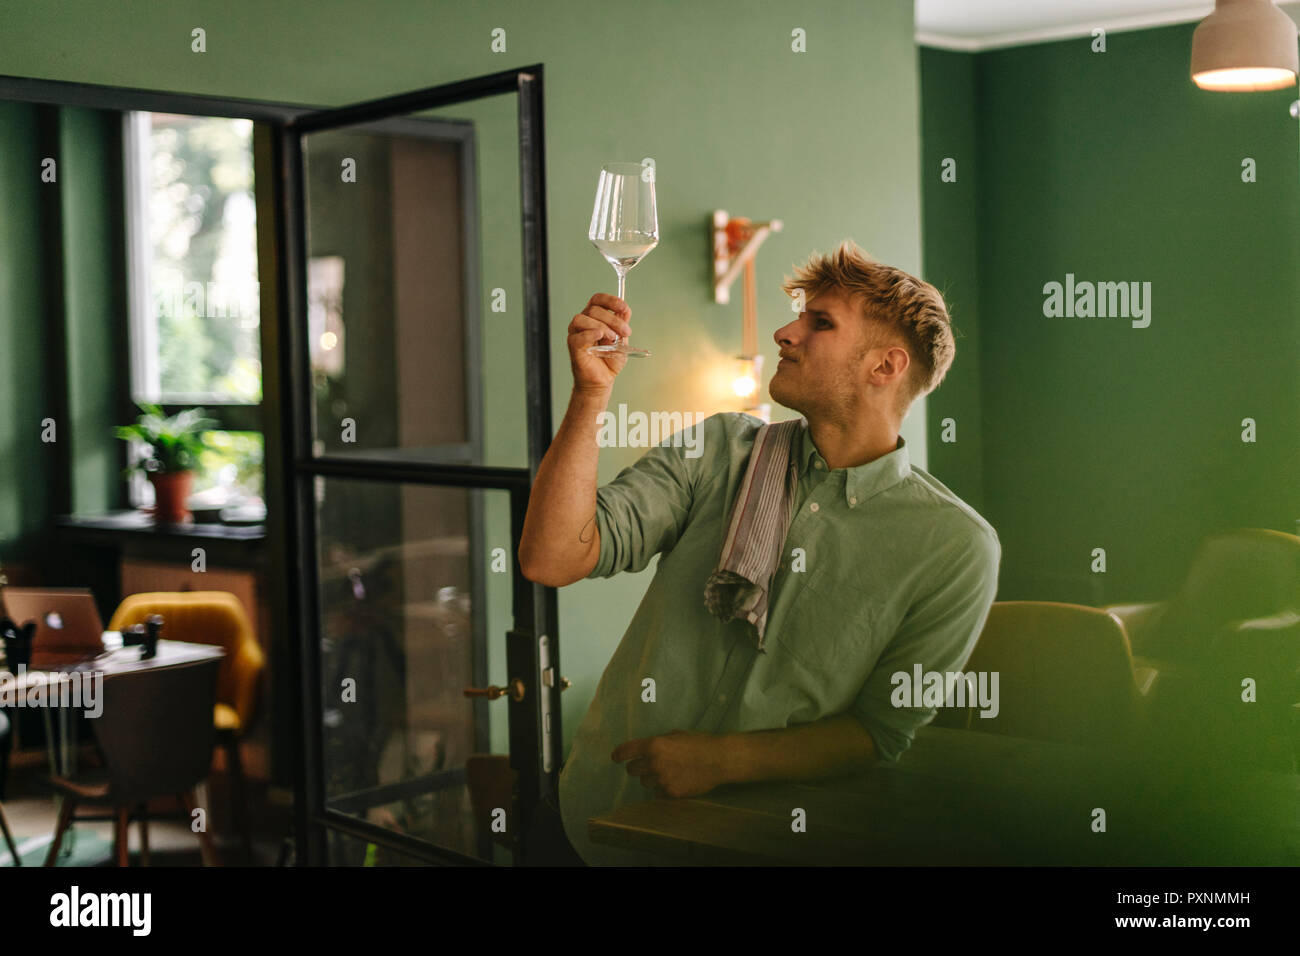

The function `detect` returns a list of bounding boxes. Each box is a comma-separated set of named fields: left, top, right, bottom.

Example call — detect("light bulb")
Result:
left=1193, top=66, right=1295, bottom=91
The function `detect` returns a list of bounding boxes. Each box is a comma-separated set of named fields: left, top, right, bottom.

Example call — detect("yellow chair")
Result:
left=108, top=591, right=264, bottom=859
left=958, top=600, right=1156, bottom=749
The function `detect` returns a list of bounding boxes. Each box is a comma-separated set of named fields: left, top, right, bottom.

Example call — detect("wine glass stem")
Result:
left=616, top=271, right=627, bottom=345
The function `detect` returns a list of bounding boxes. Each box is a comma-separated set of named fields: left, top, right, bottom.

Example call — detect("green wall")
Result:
left=0, top=0, right=929, bottom=758
left=919, top=48, right=986, bottom=515
left=0, top=103, right=54, bottom=562
left=923, top=26, right=1300, bottom=605
left=61, top=107, right=127, bottom=517
left=0, top=103, right=126, bottom=566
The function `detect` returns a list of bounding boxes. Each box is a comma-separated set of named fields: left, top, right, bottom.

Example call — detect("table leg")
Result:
left=58, top=705, right=69, bottom=776
left=40, top=703, right=57, bottom=778
left=42, top=690, right=76, bottom=863
left=65, top=702, right=77, bottom=775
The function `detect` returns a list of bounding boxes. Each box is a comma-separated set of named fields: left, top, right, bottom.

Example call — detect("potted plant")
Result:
left=114, top=402, right=218, bottom=524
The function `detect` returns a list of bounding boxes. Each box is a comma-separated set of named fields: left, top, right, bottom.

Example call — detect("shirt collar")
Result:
left=795, top=419, right=911, bottom=507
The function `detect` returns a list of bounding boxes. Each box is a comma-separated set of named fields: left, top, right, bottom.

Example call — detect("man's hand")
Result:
left=568, top=293, right=632, bottom=391
left=611, top=729, right=729, bottom=799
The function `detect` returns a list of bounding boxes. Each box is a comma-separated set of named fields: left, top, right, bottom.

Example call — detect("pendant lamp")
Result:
left=1191, top=0, right=1298, bottom=91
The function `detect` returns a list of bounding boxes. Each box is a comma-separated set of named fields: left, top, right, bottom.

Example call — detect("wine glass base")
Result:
left=587, top=343, right=651, bottom=357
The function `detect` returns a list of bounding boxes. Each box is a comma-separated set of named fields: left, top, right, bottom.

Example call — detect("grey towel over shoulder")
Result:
left=702, top=417, right=805, bottom=651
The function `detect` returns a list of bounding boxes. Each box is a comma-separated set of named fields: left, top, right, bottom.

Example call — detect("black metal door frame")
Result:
left=273, top=64, right=557, bottom=866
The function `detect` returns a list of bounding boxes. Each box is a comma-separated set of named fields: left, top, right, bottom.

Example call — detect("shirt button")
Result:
left=809, top=502, right=819, bottom=513
left=718, top=693, right=727, bottom=702
left=849, top=496, right=858, bottom=506
left=813, top=460, right=824, bottom=470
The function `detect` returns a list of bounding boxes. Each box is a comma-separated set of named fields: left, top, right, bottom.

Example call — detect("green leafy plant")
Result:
left=113, top=401, right=218, bottom=476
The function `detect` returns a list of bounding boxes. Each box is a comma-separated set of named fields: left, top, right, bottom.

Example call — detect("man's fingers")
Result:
left=624, top=756, right=650, bottom=776
left=588, top=293, right=630, bottom=316
left=568, top=317, right=617, bottom=349
left=569, top=311, right=630, bottom=342
left=579, top=325, right=616, bottom=348
left=610, top=738, right=650, bottom=763
left=583, top=305, right=632, bottom=340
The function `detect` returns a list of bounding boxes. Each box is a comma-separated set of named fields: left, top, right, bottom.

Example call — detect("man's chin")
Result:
left=768, top=380, right=803, bottom=415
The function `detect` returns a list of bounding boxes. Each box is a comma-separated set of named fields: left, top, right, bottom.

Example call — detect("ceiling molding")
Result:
left=917, top=3, right=1300, bottom=53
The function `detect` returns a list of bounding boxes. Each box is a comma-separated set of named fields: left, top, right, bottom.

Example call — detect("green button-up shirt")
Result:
left=558, top=411, right=1001, bottom=865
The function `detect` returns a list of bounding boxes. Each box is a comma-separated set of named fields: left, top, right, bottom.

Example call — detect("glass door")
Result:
left=274, top=66, right=558, bottom=865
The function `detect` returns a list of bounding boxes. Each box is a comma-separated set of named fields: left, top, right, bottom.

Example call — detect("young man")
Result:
left=519, top=240, right=1001, bottom=866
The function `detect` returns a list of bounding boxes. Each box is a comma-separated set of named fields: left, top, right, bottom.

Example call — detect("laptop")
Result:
left=1, top=587, right=107, bottom=670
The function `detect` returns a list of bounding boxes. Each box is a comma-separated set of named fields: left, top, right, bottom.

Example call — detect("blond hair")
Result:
left=781, top=240, right=955, bottom=419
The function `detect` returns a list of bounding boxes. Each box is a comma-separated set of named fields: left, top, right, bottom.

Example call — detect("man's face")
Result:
left=769, top=291, right=906, bottom=420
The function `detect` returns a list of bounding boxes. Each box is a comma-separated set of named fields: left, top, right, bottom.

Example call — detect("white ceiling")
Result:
left=917, top=0, right=1300, bottom=51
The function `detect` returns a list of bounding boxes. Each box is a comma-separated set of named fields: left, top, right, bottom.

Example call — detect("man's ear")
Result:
left=863, top=342, right=906, bottom=383
left=895, top=344, right=912, bottom=378
left=878, top=343, right=910, bottom=382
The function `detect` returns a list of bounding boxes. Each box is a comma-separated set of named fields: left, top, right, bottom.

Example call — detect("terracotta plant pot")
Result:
left=148, top=470, right=194, bottom=524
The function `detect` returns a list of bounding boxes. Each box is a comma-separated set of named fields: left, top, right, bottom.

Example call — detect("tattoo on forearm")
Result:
left=579, top=515, right=596, bottom=544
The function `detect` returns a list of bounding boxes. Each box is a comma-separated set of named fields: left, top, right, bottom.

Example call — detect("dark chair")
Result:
left=1199, top=611, right=1300, bottom=772
left=0, top=710, right=19, bottom=865
left=466, top=754, right=516, bottom=852
left=1105, top=528, right=1300, bottom=672
left=0, top=706, right=11, bottom=800
left=109, top=592, right=265, bottom=860
left=44, top=656, right=222, bottom=866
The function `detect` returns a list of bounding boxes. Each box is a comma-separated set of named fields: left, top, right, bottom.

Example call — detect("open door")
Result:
left=273, top=65, right=560, bottom=865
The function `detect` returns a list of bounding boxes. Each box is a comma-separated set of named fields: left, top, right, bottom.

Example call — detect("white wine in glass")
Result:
left=587, top=162, right=658, bottom=357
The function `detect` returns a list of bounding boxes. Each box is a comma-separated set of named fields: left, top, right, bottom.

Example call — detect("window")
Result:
left=123, top=111, right=265, bottom=515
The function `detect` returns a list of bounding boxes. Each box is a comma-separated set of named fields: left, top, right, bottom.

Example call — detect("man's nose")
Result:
left=774, top=322, right=797, bottom=347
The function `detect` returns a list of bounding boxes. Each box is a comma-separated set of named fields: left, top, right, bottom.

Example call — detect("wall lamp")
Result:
left=713, top=211, right=781, bottom=420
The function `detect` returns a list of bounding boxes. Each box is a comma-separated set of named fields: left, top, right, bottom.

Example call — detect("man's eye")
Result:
left=815, top=318, right=831, bottom=328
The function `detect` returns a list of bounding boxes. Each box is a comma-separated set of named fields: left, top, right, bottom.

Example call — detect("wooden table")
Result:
left=2, top=632, right=225, bottom=778
left=588, top=726, right=1300, bottom=865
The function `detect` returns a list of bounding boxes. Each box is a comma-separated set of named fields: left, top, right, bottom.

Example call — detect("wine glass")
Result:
left=587, top=162, right=658, bottom=357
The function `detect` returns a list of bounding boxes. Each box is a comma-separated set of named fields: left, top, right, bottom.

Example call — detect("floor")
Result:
left=0, top=744, right=294, bottom=867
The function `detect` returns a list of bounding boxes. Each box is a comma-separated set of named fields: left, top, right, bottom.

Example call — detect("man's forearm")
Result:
left=518, top=385, right=611, bottom=586
left=717, top=714, right=878, bottom=786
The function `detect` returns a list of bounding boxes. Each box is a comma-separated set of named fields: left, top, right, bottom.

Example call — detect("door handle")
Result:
left=542, top=667, right=572, bottom=692
left=463, top=678, right=526, bottom=702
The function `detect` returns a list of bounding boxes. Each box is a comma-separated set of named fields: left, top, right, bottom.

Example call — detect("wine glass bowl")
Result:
left=587, top=162, right=657, bottom=357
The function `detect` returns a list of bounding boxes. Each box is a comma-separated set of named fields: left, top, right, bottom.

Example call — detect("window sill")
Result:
left=56, top=510, right=265, bottom=541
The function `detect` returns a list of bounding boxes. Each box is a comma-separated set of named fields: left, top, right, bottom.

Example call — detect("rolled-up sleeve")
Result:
left=587, top=416, right=715, bottom=579
left=850, top=526, right=1001, bottom=762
